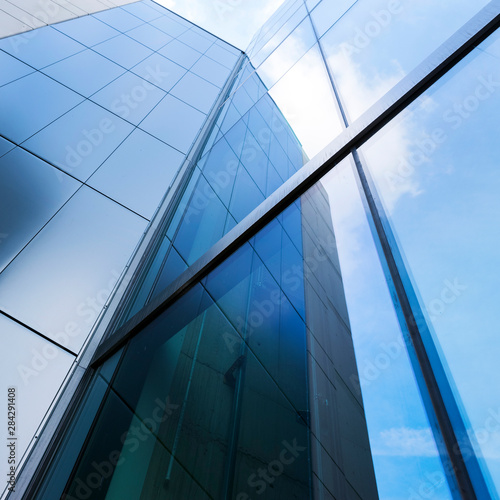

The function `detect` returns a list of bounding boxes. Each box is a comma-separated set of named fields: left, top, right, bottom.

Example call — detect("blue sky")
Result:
left=156, top=0, right=285, bottom=49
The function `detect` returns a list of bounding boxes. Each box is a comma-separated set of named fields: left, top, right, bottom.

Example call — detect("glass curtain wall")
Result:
left=13, top=1, right=500, bottom=500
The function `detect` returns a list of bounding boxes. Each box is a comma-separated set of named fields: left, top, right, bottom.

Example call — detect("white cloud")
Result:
left=374, top=427, right=439, bottom=457
left=155, top=0, right=285, bottom=50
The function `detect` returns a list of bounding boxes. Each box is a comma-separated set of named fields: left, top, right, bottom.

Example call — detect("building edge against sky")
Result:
left=1, top=0, right=500, bottom=499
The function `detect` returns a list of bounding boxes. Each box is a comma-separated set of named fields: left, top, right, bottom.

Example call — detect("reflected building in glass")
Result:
left=1, top=0, right=500, bottom=499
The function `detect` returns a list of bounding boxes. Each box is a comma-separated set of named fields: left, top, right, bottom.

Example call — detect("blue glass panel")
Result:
left=93, top=7, right=144, bottom=32
left=0, top=26, right=85, bottom=69
left=93, top=34, right=153, bottom=69
left=150, top=15, right=188, bottom=38
left=0, top=136, right=15, bottom=157
left=205, top=44, right=240, bottom=70
left=158, top=38, right=202, bottom=69
left=200, top=137, right=239, bottom=206
left=151, top=245, right=187, bottom=299
left=131, top=52, right=186, bottom=92
left=317, top=158, right=453, bottom=500
left=229, top=164, right=265, bottom=222
left=360, top=32, right=500, bottom=494
left=173, top=175, right=229, bottom=264
left=91, top=71, right=166, bottom=126
left=0, top=50, right=33, bottom=86
left=178, top=29, right=213, bottom=53
left=23, top=100, right=134, bottom=181
left=0, top=72, right=83, bottom=144
left=42, top=49, right=125, bottom=97
left=126, top=23, right=173, bottom=51
left=170, top=72, right=220, bottom=114
left=239, top=133, right=268, bottom=195
left=0, top=147, right=80, bottom=272
left=88, top=128, right=184, bottom=219
left=266, top=163, right=283, bottom=196
left=190, top=55, right=231, bottom=88
left=122, top=1, right=162, bottom=22
left=54, top=15, right=120, bottom=47
left=139, top=94, right=206, bottom=154
left=0, top=186, right=147, bottom=352
left=231, top=86, right=255, bottom=117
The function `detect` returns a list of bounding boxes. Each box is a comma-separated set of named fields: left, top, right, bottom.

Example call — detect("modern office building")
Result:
left=1, top=0, right=499, bottom=499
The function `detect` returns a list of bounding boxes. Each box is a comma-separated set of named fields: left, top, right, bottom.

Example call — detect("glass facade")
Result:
left=0, top=0, right=242, bottom=489
left=2, top=1, right=500, bottom=499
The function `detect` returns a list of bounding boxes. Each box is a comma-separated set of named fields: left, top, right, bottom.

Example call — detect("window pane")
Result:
left=0, top=50, right=33, bottom=87
left=93, top=8, right=144, bottom=32
left=0, top=315, right=74, bottom=482
left=0, top=26, right=85, bottom=69
left=0, top=148, right=80, bottom=272
left=320, top=0, right=491, bottom=121
left=93, top=34, right=153, bottom=69
left=0, top=72, right=83, bottom=144
left=54, top=16, right=120, bottom=47
left=170, top=72, right=220, bottom=114
left=23, top=100, right=134, bottom=181
left=42, top=49, right=125, bottom=97
left=88, top=128, right=184, bottom=219
left=90, top=70, right=166, bottom=126
left=139, top=94, right=206, bottom=154
left=360, top=30, right=500, bottom=494
left=126, top=23, right=173, bottom=51
left=0, top=186, right=147, bottom=352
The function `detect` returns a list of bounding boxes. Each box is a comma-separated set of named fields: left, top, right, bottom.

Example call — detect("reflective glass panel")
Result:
left=320, top=0, right=491, bottom=121
left=0, top=26, right=85, bottom=69
left=0, top=315, right=74, bottom=482
left=205, top=44, right=240, bottom=70
left=158, top=38, right=202, bottom=69
left=178, top=29, right=213, bottom=53
left=170, top=72, right=220, bottom=114
left=150, top=15, right=188, bottom=38
left=23, top=100, right=134, bottom=182
left=360, top=30, right=500, bottom=493
left=93, top=34, right=153, bottom=69
left=0, top=186, right=147, bottom=352
left=126, top=23, right=173, bottom=51
left=122, top=1, right=162, bottom=22
left=190, top=55, right=232, bottom=88
left=54, top=15, right=120, bottom=47
left=41, top=49, right=125, bottom=97
left=131, top=52, right=186, bottom=92
left=0, top=72, right=83, bottom=144
left=91, top=70, right=166, bottom=126
left=93, top=7, right=144, bottom=32
left=0, top=50, right=33, bottom=86
left=88, top=128, right=184, bottom=219
left=0, top=147, right=80, bottom=273
left=139, top=94, right=206, bottom=154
